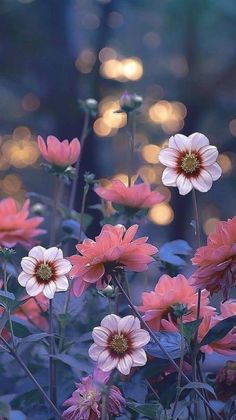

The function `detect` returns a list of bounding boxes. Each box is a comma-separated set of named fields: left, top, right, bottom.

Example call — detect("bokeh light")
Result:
left=148, top=203, right=174, bottom=225
left=141, top=144, right=160, bottom=164
left=203, top=217, right=220, bottom=235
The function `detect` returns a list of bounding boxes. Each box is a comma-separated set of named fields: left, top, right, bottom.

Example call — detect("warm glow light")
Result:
left=148, top=100, right=187, bottom=134
left=100, top=56, right=143, bottom=81
left=2, top=139, right=39, bottom=168
left=75, top=49, right=96, bottom=74
left=138, top=165, right=158, bottom=184
left=218, top=154, right=232, bottom=175
left=2, top=174, right=22, bottom=194
left=203, top=217, right=219, bottom=235
left=148, top=203, right=174, bottom=225
left=13, top=126, right=31, bottom=140
left=93, top=118, right=112, bottom=137
left=100, top=59, right=123, bottom=79
left=22, top=93, right=40, bottom=112
left=141, top=144, right=160, bottom=164
left=112, top=173, right=137, bottom=186
left=99, top=47, right=117, bottom=62
left=229, top=119, right=236, bottom=136
left=121, top=57, right=143, bottom=81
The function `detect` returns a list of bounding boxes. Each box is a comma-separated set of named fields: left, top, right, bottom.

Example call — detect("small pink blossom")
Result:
left=38, top=135, right=80, bottom=168
left=18, top=246, right=72, bottom=299
left=198, top=316, right=236, bottom=356
left=89, top=314, right=150, bottom=375
left=95, top=179, right=165, bottom=209
left=62, top=367, right=125, bottom=420
left=159, top=132, right=221, bottom=195
left=69, top=224, right=158, bottom=297
left=0, top=198, right=45, bottom=249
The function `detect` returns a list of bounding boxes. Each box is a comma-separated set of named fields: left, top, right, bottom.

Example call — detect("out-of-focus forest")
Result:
left=0, top=0, right=236, bottom=245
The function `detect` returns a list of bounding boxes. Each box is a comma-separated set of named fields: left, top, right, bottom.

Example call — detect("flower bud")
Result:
left=119, top=91, right=143, bottom=113
left=99, top=285, right=115, bottom=298
left=31, top=203, right=46, bottom=216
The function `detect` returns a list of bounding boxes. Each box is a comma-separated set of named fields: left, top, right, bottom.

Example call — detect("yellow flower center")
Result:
left=181, top=153, right=200, bottom=173
left=36, top=263, right=52, bottom=281
left=110, top=334, right=128, bottom=354
left=85, top=391, right=97, bottom=401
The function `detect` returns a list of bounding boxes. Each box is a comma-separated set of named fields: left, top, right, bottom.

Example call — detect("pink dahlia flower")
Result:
left=69, top=224, right=158, bottom=297
left=0, top=198, right=45, bottom=249
left=38, top=135, right=80, bottom=168
left=95, top=179, right=165, bottom=209
left=191, top=216, right=236, bottom=300
left=18, top=246, right=72, bottom=299
left=62, top=367, right=125, bottom=420
left=89, top=314, right=150, bottom=375
left=198, top=315, right=236, bottom=356
left=159, top=132, right=221, bottom=195
left=15, top=294, right=49, bottom=330
left=137, top=274, right=215, bottom=331
left=220, top=300, right=236, bottom=318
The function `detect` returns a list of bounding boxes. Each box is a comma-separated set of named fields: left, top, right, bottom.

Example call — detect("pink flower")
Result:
left=159, top=132, right=221, bottom=195
left=198, top=316, right=236, bottom=356
left=191, top=216, right=236, bottom=300
left=220, top=300, right=236, bottom=317
left=0, top=198, right=45, bottom=249
left=137, top=274, right=215, bottom=331
left=18, top=246, right=72, bottom=299
left=38, top=135, right=80, bottom=168
left=69, top=224, right=158, bottom=297
left=89, top=314, right=150, bottom=375
left=15, top=294, right=49, bottom=330
left=95, top=179, right=165, bottom=209
left=62, top=367, right=125, bottom=420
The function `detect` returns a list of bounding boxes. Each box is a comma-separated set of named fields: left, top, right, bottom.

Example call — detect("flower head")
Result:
left=198, top=315, right=236, bottom=356
left=89, top=314, right=150, bottom=375
left=191, top=216, right=236, bottom=300
left=18, top=246, right=72, bottom=299
left=69, top=224, right=158, bottom=297
left=38, top=135, right=80, bottom=168
left=15, top=294, right=49, bottom=330
left=95, top=179, right=165, bottom=210
left=0, top=198, right=45, bottom=249
left=159, top=132, right=221, bottom=195
left=138, top=274, right=215, bottom=331
left=62, top=367, right=125, bottom=420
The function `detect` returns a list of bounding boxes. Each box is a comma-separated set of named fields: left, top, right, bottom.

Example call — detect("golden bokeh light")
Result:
left=2, top=174, right=22, bottom=194
left=141, top=144, right=160, bottom=164
left=100, top=59, right=123, bottom=79
left=148, top=100, right=187, bottom=134
left=138, top=165, right=158, bottom=184
left=218, top=154, right=232, bottom=175
left=2, top=139, right=40, bottom=168
left=13, top=126, right=31, bottom=140
left=75, top=48, right=96, bottom=74
left=100, top=56, right=143, bottom=81
left=121, top=57, right=143, bottom=81
left=93, top=118, right=112, bottom=137
left=148, top=203, right=174, bottom=225
left=203, top=217, right=219, bottom=235
left=99, top=47, right=117, bottom=62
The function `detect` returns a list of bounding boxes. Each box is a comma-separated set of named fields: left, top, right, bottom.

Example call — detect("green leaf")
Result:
left=0, top=311, right=8, bottom=335
left=181, top=319, right=202, bottom=343
left=126, top=402, right=163, bottom=419
left=179, top=381, right=216, bottom=398
left=0, top=400, right=10, bottom=417
left=8, top=317, right=32, bottom=338
left=0, top=290, right=15, bottom=310
left=199, top=315, right=236, bottom=347
left=18, top=333, right=49, bottom=346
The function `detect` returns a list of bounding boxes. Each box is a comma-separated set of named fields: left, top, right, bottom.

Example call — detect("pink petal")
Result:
left=69, top=138, right=81, bottom=164
left=92, top=326, right=109, bottom=346
left=55, top=259, right=72, bottom=275
left=21, top=257, right=36, bottom=274
left=25, top=277, right=43, bottom=296
left=159, top=148, right=178, bottom=168
left=29, top=245, right=45, bottom=261
left=162, top=167, right=178, bottom=186
left=130, top=329, right=150, bottom=347
left=83, top=264, right=105, bottom=284
left=97, top=350, right=118, bottom=372
left=117, top=354, right=133, bottom=375
left=101, top=314, right=120, bottom=332
left=200, top=145, right=218, bottom=166
left=169, top=134, right=190, bottom=152
left=131, top=348, right=147, bottom=366
left=72, top=278, right=90, bottom=297
left=189, top=132, right=209, bottom=151
left=88, top=343, right=103, bottom=361
left=43, top=281, right=57, bottom=299
left=18, top=271, right=31, bottom=287
left=37, top=136, right=48, bottom=159
left=176, top=174, right=192, bottom=195
left=118, top=315, right=140, bottom=334
left=205, top=162, right=222, bottom=181
left=191, top=169, right=213, bottom=192
left=44, top=247, right=63, bottom=262
left=55, top=276, right=69, bottom=291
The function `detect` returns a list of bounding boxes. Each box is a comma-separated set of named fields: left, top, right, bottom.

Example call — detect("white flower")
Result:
left=18, top=246, right=72, bottom=299
left=159, top=132, right=222, bottom=195
left=89, top=314, right=150, bottom=375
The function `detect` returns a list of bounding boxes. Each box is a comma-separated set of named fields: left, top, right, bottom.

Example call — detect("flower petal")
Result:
left=25, top=277, right=44, bottom=296
left=92, top=326, right=109, bottom=346
left=55, top=276, right=69, bottom=292
left=97, top=350, right=118, bottom=372
left=169, top=134, right=190, bottom=152
left=101, top=314, right=120, bottom=332
left=130, top=329, right=150, bottom=347
left=162, top=167, right=178, bottom=186
left=88, top=343, right=103, bottom=361
left=205, top=162, right=222, bottom=181
left=176, top=174, right=193, bottom=195
left=117, top=354, right=133, bottom=375
left=131, top=348, right=147, bottom=367
left=55, top=259, right=72, bottom=276
left=44, top=247, right=63, bottom=262
left=118, top=315, right=140, bottom=334
left=29, top=246, right=45, bottom=261
left=191, top=169, right=213, bottom=192
left=18, top=271, right=31, bottom=287
left=159, top=148, right=178, bottom=168
left=200, top=145, right=218, bottom=166
left=43, top=281, right=57, bottom=299
left=21, top=257, right=36, bottom=275
left=189, top=132, right=209, bottom=151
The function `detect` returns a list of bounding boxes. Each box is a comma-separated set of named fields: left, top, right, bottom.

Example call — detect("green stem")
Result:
left=49, top=176, right=63, bottom=247
left=49, top=299, right=56, bottom=406
left=0, top=336, right=60, bottom=418
left=78, top=182, right=89, bottom=243
left=3, top=261, right=16, bottom=349
left=127, top=111, right=136, bottom=187
left=112, top=275, right=223, bottom=420
left=171, top=317, right=185, bottom=418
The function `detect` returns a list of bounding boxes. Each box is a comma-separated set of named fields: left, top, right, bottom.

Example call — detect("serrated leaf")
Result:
left=181, top=319, right=202, bottom=343
left=126, top=402, right=162, bottom=419
left=179, top=381, right=216, bottom=398
left=200, top=315, right=236, bottom=347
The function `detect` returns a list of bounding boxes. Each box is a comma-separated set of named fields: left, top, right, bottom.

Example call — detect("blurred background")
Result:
left=0, top=0, right=236, bottom=246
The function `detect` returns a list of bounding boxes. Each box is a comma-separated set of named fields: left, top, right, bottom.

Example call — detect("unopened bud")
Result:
left=31, top=203, right=46, bottom=216
left=119, top=91, right=143, bottom=113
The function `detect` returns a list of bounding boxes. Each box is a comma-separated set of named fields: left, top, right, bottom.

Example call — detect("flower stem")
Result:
left=78, top=182, right=89, bottom=243
left=112, top=275, right=223, bottom=420
left=49, top=299, right=56, bottom=406
left=68, top=110, right=90, bottom=212
left=127, top=111, right=136, bottom=187
left=3, top=261, right=16, bottom=349
left=49, top=176, right=63, bottom=247
left=171, top=317, right=185, bottom=418
left=0, top=336, right=60, bottom=418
